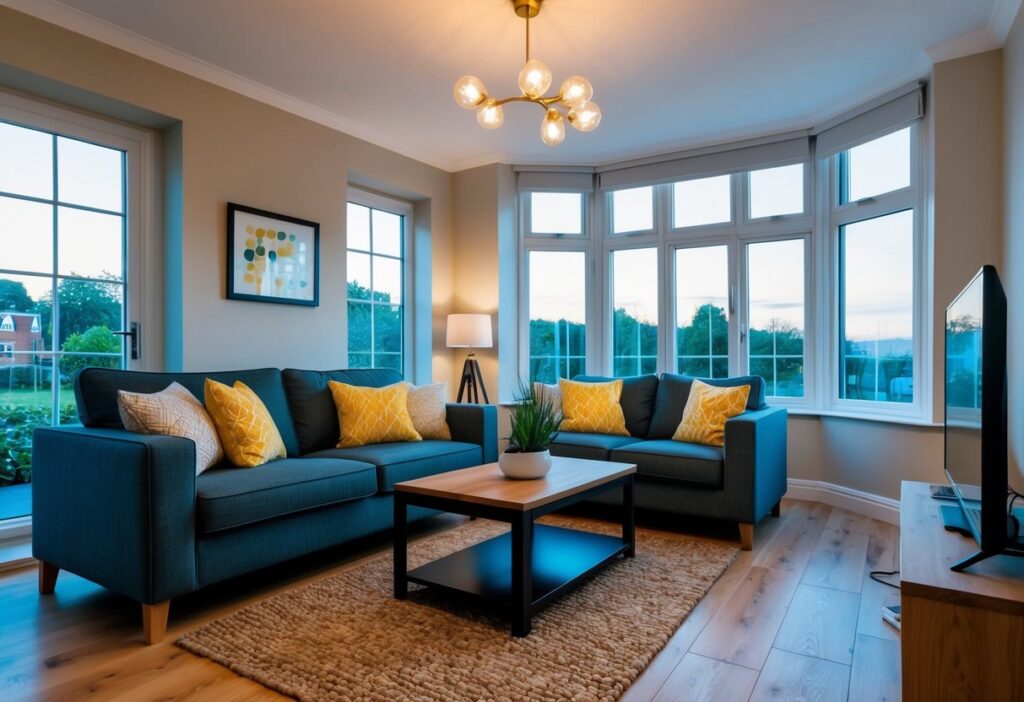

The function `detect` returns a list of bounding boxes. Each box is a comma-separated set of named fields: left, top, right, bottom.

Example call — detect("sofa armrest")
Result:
left=32, top=426, right=198, bottom=604
left=722, top=407, right=788, bottom=522
left=445, top=403, right=498, bottom=464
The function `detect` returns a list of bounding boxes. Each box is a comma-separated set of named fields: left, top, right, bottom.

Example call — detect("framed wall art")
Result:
left=226, top=203, right=319, bottom=306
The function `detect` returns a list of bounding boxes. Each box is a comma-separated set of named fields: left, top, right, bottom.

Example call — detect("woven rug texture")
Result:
left=178, top=516, right=737, bottom=702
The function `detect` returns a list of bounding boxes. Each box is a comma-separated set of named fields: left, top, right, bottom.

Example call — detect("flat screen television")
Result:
left=944, top=264, right=1021, bottom=571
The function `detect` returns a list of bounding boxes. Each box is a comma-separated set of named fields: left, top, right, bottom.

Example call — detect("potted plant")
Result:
left=499, top=379, right=562, bottom=479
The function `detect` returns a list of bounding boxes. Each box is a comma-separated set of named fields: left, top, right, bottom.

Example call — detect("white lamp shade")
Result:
left=446, top=313, right=493, bottom=348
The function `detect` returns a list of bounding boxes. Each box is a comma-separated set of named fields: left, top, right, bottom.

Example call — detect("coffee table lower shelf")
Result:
left=407, top=524, right=628, bottom=613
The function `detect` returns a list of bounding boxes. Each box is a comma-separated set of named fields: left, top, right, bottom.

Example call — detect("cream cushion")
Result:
left=532, top=381, right=563, bottom=415
left=406, top=382, right=452, bottom=440
left=117, top=382, right=224, bottom=475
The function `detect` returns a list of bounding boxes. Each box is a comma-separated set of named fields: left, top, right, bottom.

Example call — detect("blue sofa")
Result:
left=32, top=367, right=497, bottom=643
left=549, top=373, right=787, bottom=550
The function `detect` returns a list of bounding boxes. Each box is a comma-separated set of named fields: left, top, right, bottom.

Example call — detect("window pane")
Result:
left=348, top=353, right=371, bottom=368
left=56, top=278, right=124, bottom=349
left=748, top=239, right=805, bottom=396
left=372, top=256, right=402, bottom=304
left=844, top=127, right=911, bottom=203
left=0, top=353, right=56, bottom=516
left=840, top=210, right=914, bottom=403
left=0, top=274, right=51, bottom=351
left=673, top=175, right=731, bottom=228
left=347, top=301, right=371, bottom=352
left=612, top=186, right=653, bottom=233
left=372, top=209, right=402, bottom=257
left=57, top=137, right=123, bottom=213
left=530, top=192, right=582, bottom=235
left=612, top=248, right=658, bottom=377
left=347, top=251, right=371, bottom=300
left=675, top=246, right=729, bottom=378
left=347, top=203, right=370, bottom=250
left=0, top=122, right=52, bottom=200
left=373, top=304, right=402, bottom=354
left=528, top=251, right=586, bottom=383
left=57, top=207, right=123, bottom=280
left=0, top=196, right=53, bottom=274
left=750, top=164, right=804, bottom=218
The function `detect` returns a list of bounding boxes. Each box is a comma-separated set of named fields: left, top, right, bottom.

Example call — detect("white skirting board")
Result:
left=786, top=478, right=899, bottom=525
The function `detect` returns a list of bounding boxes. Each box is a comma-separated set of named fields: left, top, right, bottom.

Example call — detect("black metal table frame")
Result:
left=393, top=473, right=635, bottom=637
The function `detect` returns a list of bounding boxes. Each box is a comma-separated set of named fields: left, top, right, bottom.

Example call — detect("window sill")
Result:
left=784, top=407, right=941, bottom=428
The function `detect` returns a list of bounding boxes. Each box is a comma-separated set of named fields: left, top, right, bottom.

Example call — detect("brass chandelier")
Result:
left=453, top=0, right=601, bottom=146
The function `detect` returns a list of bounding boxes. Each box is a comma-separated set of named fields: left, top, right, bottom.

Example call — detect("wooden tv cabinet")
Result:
left=900, top=481, right=1024, bottom=701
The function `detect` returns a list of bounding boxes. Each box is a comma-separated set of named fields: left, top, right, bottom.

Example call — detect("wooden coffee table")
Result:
left=393, top=456, right=636, bottom=636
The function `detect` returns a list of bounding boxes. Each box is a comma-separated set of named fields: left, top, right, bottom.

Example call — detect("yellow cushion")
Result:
left=203, top=379, right=287, bottom=467
left=328, top=381, right=422, bottom=448
left=558, top=378, right=629, bottom=436
left=672, top=379, right=750, bottom=447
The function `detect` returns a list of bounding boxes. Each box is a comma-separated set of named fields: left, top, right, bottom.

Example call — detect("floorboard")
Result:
left=0, top=499, right=901, bottom=701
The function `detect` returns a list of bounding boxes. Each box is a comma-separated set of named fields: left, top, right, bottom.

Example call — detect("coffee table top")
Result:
left=395, top=456, right=636, bottom=512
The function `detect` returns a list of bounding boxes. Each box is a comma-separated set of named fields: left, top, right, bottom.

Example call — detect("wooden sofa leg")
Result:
left=739, top=523, right=754, bottom=551
left=39, top=561, right=59, bottom=594
left=771, top=501, right=781, bottom=518
left=142, top=601, right=170, bottom=645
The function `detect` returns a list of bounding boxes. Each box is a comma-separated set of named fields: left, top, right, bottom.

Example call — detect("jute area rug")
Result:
left=178, top=516, right=737, bottom=702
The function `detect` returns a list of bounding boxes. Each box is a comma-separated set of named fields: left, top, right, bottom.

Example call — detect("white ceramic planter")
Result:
left=498, top=449, right=552, bottom=479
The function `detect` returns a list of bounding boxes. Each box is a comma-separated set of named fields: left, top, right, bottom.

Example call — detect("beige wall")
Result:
left=931, top=51, right=1005, bottom=421
left=450, top=163, right=516, bottom=401
left=1004, top=14, right=1024, bottom=489
left=0, top=7, right=455, bottom=381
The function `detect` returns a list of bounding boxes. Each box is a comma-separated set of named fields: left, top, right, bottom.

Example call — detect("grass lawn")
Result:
left=0, top=386, right=76, bottom=410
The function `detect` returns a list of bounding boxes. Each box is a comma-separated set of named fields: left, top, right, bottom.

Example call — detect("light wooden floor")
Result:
left=0, top=498, right=901, bottom=701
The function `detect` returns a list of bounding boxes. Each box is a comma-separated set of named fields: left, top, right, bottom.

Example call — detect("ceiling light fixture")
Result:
left=453, top=0, right=601, bottom=146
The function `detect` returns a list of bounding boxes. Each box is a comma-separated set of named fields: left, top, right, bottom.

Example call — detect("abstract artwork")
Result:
left=227, top=203, right=319, bottom=306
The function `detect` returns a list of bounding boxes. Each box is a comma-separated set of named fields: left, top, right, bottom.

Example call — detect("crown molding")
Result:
left=991, top=0, right=1024, bottom=42
left=0, top=0, right=456, bottom=171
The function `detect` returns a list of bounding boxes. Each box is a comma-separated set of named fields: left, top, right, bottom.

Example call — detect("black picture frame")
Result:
left=226, top=202, right=320, bottom=307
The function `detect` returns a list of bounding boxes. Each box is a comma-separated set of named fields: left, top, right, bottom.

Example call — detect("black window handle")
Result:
left=112, top=322, right=139, bottom=360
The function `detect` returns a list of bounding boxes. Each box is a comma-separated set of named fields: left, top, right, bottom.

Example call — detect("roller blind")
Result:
left=596, top=136, right=810, bottom=191
left=516, top=170, right=594, bottom=192
left=815, top=84, right=924, bottom=157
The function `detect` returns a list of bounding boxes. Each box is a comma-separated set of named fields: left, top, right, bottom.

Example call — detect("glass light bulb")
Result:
left=453, top=75, right=488, bottom=109
left=568, top=101, right=602, bottom=132
left=518, top=59, right=553, bottom=99
left=559, top=75, right=593, bottom=107
left=476, top=99, right=504, bottom=129
left=540, top=109, right=566, bottom=146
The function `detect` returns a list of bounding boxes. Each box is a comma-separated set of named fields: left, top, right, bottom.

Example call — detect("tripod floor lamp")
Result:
left=447, top=313, right=492, bottom=404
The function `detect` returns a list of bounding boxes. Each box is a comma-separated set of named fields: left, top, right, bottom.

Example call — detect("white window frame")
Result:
left=0, top=89, right=158, bottom=543
left=821, top=124, right=929, bottom=421
left=345, top=187, right=415, bottom=379
left=518, top=189, right=596, bottom=383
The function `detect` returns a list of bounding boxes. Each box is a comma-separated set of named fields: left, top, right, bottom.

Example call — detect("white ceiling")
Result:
left=5, top=0, right=1020, bottom=171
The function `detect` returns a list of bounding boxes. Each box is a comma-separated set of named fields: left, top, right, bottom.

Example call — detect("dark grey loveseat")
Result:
left=32, top=367, right=497, bottom=643
left=549, top=373, right=787, bottom=550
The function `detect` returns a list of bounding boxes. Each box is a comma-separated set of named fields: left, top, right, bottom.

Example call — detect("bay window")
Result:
left=516, top=85, right=926, bottom=420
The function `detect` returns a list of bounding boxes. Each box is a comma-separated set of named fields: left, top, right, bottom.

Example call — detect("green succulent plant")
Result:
left=506, top=378, right=561, bottom=453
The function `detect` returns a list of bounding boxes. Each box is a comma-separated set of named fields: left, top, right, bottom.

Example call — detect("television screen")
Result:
left=945, top=273, right=985, bottom=527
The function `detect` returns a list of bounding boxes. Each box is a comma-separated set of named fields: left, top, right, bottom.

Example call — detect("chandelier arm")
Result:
left=493, top=95, right=554, bottom=112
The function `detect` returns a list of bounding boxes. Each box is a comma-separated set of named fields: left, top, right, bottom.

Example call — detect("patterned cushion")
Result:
left=204, top=379, right=288, bottom=467
left=117, top=382, right=224, bottom=475
left=558, top=378, right=629, bottom=436
left=532, top=381, right=563, bottom=415
left=406, top=383, right=451, bottom=440
left=328, top=381, right=422, bottom=448
left=672, top=379, right=750, bottom=447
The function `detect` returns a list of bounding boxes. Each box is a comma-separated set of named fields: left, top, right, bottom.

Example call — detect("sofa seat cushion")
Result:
left=549, top=432, right=641, bottom=461
left=610, top=440, right=723, bottom=488
left=307, top=440, right=482, bottom=492
left=196, top=457, right=377, bottom=533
